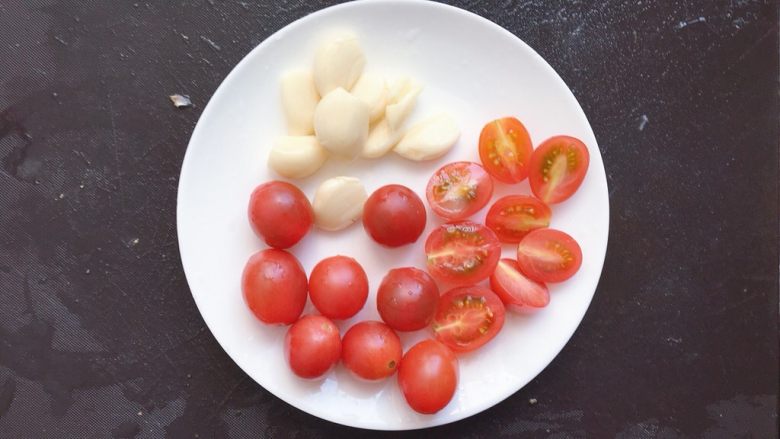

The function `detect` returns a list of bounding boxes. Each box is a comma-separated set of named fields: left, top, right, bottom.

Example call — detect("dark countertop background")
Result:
left=0, top=1, right=777, bottom=437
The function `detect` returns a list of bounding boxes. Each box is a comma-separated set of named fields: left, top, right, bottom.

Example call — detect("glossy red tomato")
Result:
left=490, top=259, right=550, bottom=310
left=248, top=181, right=313, bottom=249
left=424, top=221, right=501, bottom=286
left=309, top=256, right=369, bottom=320
left=485, top=195, right=552, bottom=243
left=517, top=228, right=583, bottom=283
left=528, top=136, right=589, bottom=204
left=376, top=267, right=439, bottom=332
left=241, top=249, right=307, bottom=325
left=432, top=286, right=506, bottom=353
left=362, top=184, right=426, bottom=247
left=397, top=339, right=458, bottom=414
left=341, top=321, right=402, bottom=380
left=284, top=315, right=341, bottom=379
left=426, top=162, right=494, bottom=220
left=478, top=117, right=533, bottom=183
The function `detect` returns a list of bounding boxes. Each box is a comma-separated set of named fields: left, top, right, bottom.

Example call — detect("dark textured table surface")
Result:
left=0, top=1, right=777, bottom=437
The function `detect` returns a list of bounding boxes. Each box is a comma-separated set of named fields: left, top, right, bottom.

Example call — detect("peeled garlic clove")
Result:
left=313, top=33, right=366, bottom=96
left=351, top=74, right=387, bottom=123
left=268, top=136, right=328, bottom=179
left=385, top=83, right=422, bottom=132
left=386, top=77, right=412, bottom=104
left=394, top=114, right=460, bottom=161
left=280, top=70, right=319, bottom=135
left=361, top=118, right=401, bottom=159
left=313, top=88, right=369, bottom=159
left=312, top=176, right=368, bottom=231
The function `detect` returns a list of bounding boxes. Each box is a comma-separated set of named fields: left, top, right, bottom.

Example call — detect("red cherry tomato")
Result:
left=397, top=339, right=458, bottom=414
left=485, top=195, right=552, bottom=243
left=426, top=162, right=494, bottom=220
left=341, top=321, right=402, bottom=380
left=284, top=315, right=341, bottom=379
left=241, top=249, right=307, bottom=325
left=248, top=181, right=313, bottom=249
left=376, top=267, right=439, bottom=332
left=432, top=286, right=506, bottom=353
left=517, top=228, right=583, bottom=283
left=490, top=259, right=550, bottom=310
left=478, top=117, right=533, bottom=183
left=309, top=256, right=369, bottom=320
left=528, top=136, right=589, bottom=204
left=362, top=184, right=427, bottom=247
left=424, top=221, right=501, bottom=286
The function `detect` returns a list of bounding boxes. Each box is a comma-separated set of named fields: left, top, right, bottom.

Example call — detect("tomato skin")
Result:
left=241, top=249, right=308, bottom=325
left=478, top=117, right=533, bottom=183
left=284, top=315, right=341, bottom=379
left=341, top=321, right=402, bottom=380
left=424, top=221, right=501, bottom=286
left=363, top=185, right=427, bottom=247
left=490, top=259, right=550, bottom=310
left=248, top=181, right=313, bottom=249
left=397, top=339, right=458, bottom=414
left=432, top=286, right=506, bottom=353
left=517, top=229, right=583, bottom=283
left=528, top=136, right=589, bottom=204
left=426, top=162, right=494, bottom=221
left=309, top=256, right=369, bottom=320
left=376, top=267, right=439, bottom=332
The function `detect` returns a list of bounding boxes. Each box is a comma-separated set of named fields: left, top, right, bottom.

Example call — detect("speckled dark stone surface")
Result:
left=0, top=1, right=777, bottom=437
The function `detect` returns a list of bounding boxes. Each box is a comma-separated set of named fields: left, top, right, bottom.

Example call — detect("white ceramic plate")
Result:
left=177, top=0, right=608, bottom=430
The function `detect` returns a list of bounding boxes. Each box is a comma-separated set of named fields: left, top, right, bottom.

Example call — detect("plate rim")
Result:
left=177, top=0, right=610, bottom=430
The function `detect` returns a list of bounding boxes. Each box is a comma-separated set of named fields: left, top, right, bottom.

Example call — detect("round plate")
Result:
left=177, top=0, right=609, bottom=430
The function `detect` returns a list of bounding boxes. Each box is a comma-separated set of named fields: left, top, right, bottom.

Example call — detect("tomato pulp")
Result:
left=432, top=286, right=506, bottom=353
left=425, top=221, right=501, bottom=286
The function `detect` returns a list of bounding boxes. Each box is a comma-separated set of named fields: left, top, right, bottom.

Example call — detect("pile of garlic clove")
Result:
left=269, top=32, right=461, bottom=179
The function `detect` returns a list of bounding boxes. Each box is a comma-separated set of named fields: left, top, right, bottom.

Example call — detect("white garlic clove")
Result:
left=268, top=136, right=328, bottom=179
left=361, top=118, right=401, bottom=159
left=312, top=176, right=368, bottom=231
left=312, top=33, right=366, bottom=96
left=313, top=88, right=369, bottom=159
left=386, top=77, right=412, bottom=104
left=394, top=114, right=460, bottom=161
left=280, top=70, right=319, bottom=135
left=351, top=73, right=387, bottom=123
left=385, top=82, right=422, bottom=132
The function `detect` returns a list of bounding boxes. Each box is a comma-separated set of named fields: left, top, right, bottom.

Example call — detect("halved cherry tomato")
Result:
left=432, top=286, right=506, bottom=353
left=426, top=162, right=493, bottom=220
left=284, top=315, right=341, bottom=379
left=424, top=221, right=501, bottom=286
left=478, top=117, right=533, bottom=183
left=517, top=228, right=582, bottom=283
left=341, top=321, right=402, bottom=380
left=490, top=259, right=550, bottom=310
left=376, top=267, right=439, bottom=332
left=528, top=135, right=589, bottom=204
left=242, top=249, right=308, bottom=325
left=309, top=256, right=369, bottom=320
left=397, top=339, right=458, bottom=414
left=248, top=181, right=313, bottom=249
left=485, top=195, right=552, bottom=243
left=363, top=184, right=426, bottom=247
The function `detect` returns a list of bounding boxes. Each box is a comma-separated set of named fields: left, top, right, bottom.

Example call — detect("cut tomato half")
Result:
left=432, top=286, right=506, bottom=353
left=517, top=228, right=582, bottom=283
left=478, top=117, right=533, bottom=183
left=528, top=135, right=589, bottom=204
left=485, top=195, right=551, bottom=243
